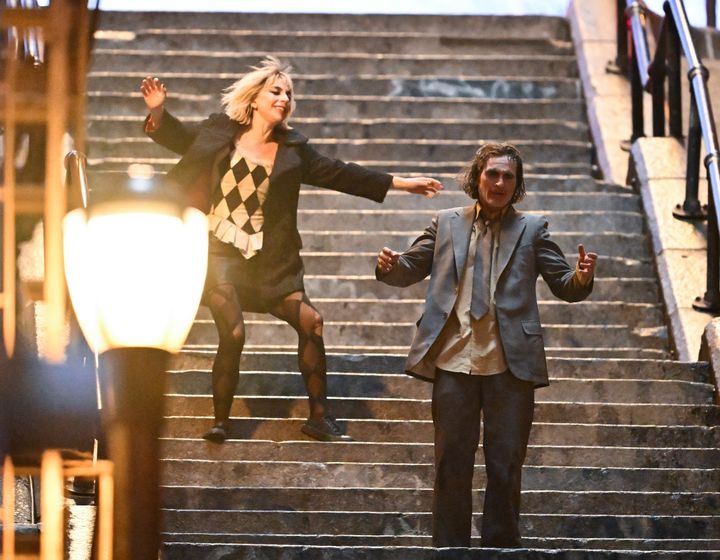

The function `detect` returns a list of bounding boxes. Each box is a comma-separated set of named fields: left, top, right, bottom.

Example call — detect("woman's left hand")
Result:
left=391, top=176, right=444, bottom=198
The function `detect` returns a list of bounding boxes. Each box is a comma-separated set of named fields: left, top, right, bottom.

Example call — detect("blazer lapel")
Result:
left=451, top=205, right=475, bottom=279
left=496, top=206, right=527, bottom=281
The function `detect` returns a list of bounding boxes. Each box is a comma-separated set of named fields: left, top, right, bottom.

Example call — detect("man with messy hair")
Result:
left=376, top=142, right=597, bottom=548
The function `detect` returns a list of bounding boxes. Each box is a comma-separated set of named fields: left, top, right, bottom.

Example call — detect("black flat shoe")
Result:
left=202, top=423, right=227, bottom=443
left=301, top=415, right=353, bottom=442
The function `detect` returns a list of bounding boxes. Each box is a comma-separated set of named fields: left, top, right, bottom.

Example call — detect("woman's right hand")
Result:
left=140, top=76, right=167, bottom=110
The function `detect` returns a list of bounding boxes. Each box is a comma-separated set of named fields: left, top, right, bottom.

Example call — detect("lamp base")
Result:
left=98, top=347, right=169, bottom=560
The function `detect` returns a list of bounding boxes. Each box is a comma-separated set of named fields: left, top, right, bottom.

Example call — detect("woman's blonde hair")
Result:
left=221, top=56, right=296, bottom=127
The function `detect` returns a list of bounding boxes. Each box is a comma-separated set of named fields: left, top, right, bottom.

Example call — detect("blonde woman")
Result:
left=141, top=57, right=442, bottom=443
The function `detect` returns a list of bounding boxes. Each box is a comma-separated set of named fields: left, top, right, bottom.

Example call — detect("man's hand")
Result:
left=377, top=247, right=400, bottom=274
left=391, top=176, right=443, bottom=198
left=575, top=244, right=598, bottom=285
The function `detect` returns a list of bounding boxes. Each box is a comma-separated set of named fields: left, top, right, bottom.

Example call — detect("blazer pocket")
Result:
left=521, top=321, right=543, bottom=336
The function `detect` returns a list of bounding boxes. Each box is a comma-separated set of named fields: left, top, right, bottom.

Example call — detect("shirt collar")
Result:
left=475, top=202, right=508, bottom=224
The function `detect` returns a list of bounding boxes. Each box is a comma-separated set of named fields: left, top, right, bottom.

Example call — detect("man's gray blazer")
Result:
left=376, top=204, right=593, bottom=387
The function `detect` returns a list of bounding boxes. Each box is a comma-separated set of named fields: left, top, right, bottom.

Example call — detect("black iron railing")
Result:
left=618, top=0, right=720, bottom=313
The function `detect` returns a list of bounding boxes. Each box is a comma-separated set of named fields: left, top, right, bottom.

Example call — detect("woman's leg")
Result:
left=270, top=291, right=326, bottom=418
left=270, top=291, right=349, bottom=441
left=204, top=283, right=245, bottom=442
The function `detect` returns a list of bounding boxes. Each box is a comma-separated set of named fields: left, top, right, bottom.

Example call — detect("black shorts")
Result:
left=203, top=234, right=305, bottom=313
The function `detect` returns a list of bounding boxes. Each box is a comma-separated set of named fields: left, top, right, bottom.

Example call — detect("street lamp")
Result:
left=62, top=162, right=208, bottom=559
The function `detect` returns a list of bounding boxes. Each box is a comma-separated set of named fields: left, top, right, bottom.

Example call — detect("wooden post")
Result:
left=43, top=0, right=71, bottom=363
left=2, top=456, right=16, bottom=560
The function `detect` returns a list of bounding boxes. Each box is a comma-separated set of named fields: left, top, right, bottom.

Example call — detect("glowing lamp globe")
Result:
left=63, top=164, right=208, bottom=354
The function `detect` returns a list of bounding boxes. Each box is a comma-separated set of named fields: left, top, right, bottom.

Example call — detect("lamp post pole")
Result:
left=98, top=347, right=169, bottom=560
left=64, top=161, right=208, bottom=559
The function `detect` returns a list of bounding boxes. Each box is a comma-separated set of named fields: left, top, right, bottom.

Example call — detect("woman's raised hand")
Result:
left=140, top=76, right=167, bottom=110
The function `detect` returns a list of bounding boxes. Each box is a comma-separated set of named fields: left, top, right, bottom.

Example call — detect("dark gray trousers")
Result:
left=432, top=368, right=535, bottom=548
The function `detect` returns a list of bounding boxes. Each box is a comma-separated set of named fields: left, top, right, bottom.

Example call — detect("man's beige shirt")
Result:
left=434, top=204, right=508, bottom=375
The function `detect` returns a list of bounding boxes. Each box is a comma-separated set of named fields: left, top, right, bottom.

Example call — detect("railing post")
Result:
left=708, top=0, right=717, bottom=28
left=694, top=167, right=720, bottom=312
left=651, top=58, right=666, bottom=137
left=674, top=71, right=709, bottom=220
left=666, top=3, right=683, bottom=138
left=609, top=0, right=629, bottom=74
left=631, top=46, right=645, bottom=142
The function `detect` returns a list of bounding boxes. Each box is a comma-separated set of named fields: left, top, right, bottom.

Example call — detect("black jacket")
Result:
left=146, top=110, right=393, bottom=298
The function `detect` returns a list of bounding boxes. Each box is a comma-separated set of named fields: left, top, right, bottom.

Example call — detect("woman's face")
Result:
left=253, top=76, right=292, bottom=126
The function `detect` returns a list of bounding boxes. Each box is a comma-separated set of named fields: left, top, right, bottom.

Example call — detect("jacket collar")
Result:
left=496, top=206, right=527, bottom=280
left=216, top=114, right=309, bottom=146
left=276, top=127, right=308, bottom=146
left=449, top=203, right=525, bottom=280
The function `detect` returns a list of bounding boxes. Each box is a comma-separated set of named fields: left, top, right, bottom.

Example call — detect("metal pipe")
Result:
left=651, top=63, right=666, bottom=137
left=627, top=0, right=651, bottom=86
left=708, top=0, right=717, bottom=28
left=695, top=179, right=720, bottom=312
left=64, top=150, right=89, bottom=209
left=674, top=92, right=705, bottom=219
left=666, top=3, right=683, bottom=138
left=668, top=0, right=720, bottom=309
left=631, top=51, right=645, bottom=141
left=612, top=0, right=629, bottom=74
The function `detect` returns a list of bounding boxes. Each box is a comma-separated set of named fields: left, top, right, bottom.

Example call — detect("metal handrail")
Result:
left=628, top=0, right=651, bottom=85
left=64, top=150, right=89, bottom=209
left=622, top=0, right=720, bottom=312
left=667, top=0, right=720, bottom=194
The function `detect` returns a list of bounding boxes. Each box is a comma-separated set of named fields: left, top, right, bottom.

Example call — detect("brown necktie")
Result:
left=470, top=220, right=492, bottom=320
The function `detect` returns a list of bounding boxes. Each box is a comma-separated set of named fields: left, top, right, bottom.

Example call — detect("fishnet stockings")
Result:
left=270, top=292, right=327, bottom=419
left=207, top=284, right=245, bottom=425
left=207, top=287, right=328, bottom=424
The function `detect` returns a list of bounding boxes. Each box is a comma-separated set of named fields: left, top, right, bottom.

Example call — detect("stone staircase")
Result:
left=85, top=11, right=720, bottom=559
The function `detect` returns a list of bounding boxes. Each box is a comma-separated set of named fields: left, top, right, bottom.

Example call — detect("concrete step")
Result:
left=92, top=168, right=629, bottom=199
left=89, top=50, right=579, bottom=77
left=294, top=190, right=643, bottom=212
left=165, top=372, right=712, bottom=404
left=160, top=418, right=720, bottom=449
left=164, top=395, right=720, bottom=425
left=85, top=94, right=587, bottom=121
left=161, top=542, right=720, bottom=558
left=527, top=348, right=670, bottom=359
left=160, top=458, right=720, bottom=491
left=168, top=354, right=710, bottom=383
left=183, top=337, right=668, bottom=358
left=193, top=300, right=663, bottom=327
left=295, top=209, right=642, bottom=233
left=86, top=167, right=627, bottom=197
left=184, top=320, right=667, bottom=351
left=86, top=116, right=591, bottom=143
left=87, top=136, right=593, bottom=165
left=159, top=439, right=720, bottom=469
left=95, top=31, right=574, bottom=56
left=161, top=508, right=720, bottom=539
left=291, top=230, right=639, bottom=256
left=89, top=156, right=592, bottom=176
left=96, top=13, right=572, bottom=39
left=161, top=486, right=719, bottom=516
left=89, top=73, right=582, bottom=99
left=161, top=542, right=720, bottom=559
left=300, top=254, right=652, bottom=279
left=299, top=277, right=660, bottom=303
left=296, top=254, right=652, bottom=278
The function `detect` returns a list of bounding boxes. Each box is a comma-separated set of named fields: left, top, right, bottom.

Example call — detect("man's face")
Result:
left=477, top=155, right=517, bottom=212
